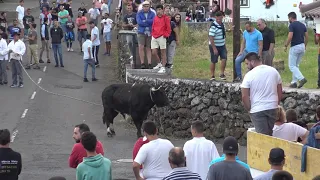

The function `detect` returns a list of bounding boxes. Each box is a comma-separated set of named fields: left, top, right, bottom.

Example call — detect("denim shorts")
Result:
left=104, top=32, right=111, bottom=42
left=209, top=44, right=227, bottom=63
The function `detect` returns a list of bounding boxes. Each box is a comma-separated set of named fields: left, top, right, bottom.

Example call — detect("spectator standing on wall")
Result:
left=240, top=52, right=282, bottom=136
left=195, top=1, right=205, bottom=22
left=207, top=136, right=253, bottom=180
left=285, top=12, right=308, bottom=88
left=183, top=120, right=220, bottom=180
left=40, top=17, right=51, bottom=63
left=163, top=147, right=202, bottom=180
left=254, top=148, right=285, bottom=180
left=133, top=121, right=174, bottom=180
left=136, top=0, right=155, bottom=69
left=151, top=5, right=171, bottom=74
left=166, top=13, right=180, bottom=69
left=208, top=11, right=227, bottom=81
left=122, top=4, right=137, bottom=60
left=257, top=18, right=275, bottom=66
left=234, top=21, right=263, bottom=82
left=0, top=129, right=22, bottom=180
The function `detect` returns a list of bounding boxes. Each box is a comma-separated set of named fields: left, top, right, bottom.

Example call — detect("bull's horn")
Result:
left=151, top=86, right=161, bottom=91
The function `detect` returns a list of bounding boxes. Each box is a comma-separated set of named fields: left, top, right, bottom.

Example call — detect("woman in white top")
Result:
left=272, top=106, right=309, bottom=144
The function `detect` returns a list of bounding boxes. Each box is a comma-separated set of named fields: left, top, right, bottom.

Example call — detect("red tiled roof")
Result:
left=300, top=1, right=320, bottom=17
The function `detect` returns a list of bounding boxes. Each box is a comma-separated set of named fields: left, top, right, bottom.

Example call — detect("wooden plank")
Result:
left=247, top=130, right=320, bottom=179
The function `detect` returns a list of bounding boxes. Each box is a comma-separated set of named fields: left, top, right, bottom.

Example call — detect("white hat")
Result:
left=142, top=1, right=150, bottom=5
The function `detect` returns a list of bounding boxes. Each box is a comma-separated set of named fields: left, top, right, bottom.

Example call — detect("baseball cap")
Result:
left=223, top=136, right=238, bottom=154
left=269, top=148, right=285, bottom=164
left=142, top=1, right=150, bottom=5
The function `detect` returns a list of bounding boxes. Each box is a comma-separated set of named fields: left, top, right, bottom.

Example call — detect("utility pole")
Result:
left=233, top=0, right=240, bottom=81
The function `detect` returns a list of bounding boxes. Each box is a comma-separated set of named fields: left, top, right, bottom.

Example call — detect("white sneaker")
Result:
left=153, top=63, right=162, bottom=69
left=67, top=48, right=70, bottom=51
left=70, top=48, right=74, bottom=51
left=158, top=67, right=166, bottom=73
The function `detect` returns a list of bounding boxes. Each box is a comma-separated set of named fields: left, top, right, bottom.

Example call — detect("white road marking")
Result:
left=21, top=109, right=28, bottom=118
left=37, top=78, right=42, bottom=84
left=11, top=130, right=19, bottom=142
left=43, top=66, right=47, bottom=72
left=115, top=159, right=133, bottom=163
left=30, top=91, right=36, bottom=99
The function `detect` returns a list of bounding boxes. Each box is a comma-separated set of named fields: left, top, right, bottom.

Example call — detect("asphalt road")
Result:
left=0, top=1, right=248, bottom=179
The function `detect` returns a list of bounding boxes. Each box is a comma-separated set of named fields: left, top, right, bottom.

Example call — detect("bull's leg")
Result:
left=131, top=113, right=148, bottom=138
left=104, top=108, right=118, bottom=137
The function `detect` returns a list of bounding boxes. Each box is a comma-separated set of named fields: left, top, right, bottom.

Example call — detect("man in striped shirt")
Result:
left=208, top=11, right=227, bottom=81
left=163, top=147, right=201, bottom=180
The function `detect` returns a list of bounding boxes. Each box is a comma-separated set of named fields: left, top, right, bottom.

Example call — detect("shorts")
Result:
left=151, top=36, right=167, bottom=49
left=137, top=34, right=151, bottom=48
left=77, top=30, right=87, bottom=41
left=18, top=19, right=24, bottom=29
left=104, top=31, right=111, bottom=42
left=209, top=44, right=227, bottom=63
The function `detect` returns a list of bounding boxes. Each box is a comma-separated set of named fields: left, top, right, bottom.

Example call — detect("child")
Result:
left=100, top=13, right=113, bottom=56
left=65, top=16, right=75, bottom=51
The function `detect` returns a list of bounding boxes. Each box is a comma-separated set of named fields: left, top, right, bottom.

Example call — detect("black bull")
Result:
left=101, top=83, right=169, bottom=138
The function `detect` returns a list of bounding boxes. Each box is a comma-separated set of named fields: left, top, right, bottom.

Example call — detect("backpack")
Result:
left=210, top=21, right=226, bottom=39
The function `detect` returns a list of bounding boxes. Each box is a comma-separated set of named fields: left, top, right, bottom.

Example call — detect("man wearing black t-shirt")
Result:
left=78, top=2, right=88, bottom=16
left=122, top=5, right=137, bottom=59
left=0, top=129, right=22, bottom=180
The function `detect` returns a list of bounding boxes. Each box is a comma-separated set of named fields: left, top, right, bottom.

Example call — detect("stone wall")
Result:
left=126, top=71, right=320, bottom=145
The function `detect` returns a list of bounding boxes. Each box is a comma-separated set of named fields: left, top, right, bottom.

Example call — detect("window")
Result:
left=240, top=0, right=249, bottom=7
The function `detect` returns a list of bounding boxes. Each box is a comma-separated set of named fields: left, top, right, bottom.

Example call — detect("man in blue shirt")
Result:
left=234, top=21, right=263, bottom=82
left=209, top=153, right=250, bottom=170
left=285, top=12, right=308, bottom=88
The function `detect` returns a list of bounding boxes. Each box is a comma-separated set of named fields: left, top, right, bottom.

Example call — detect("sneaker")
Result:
left=47, top=59, right=51, bottom=63
left=55, top=64, right=59, bottom=67
left=297, top=78, right=307, bottom=88
left=70, top=48, right=74, bottom=52
left=158, top=67, right=166, bottom=73
left=3, top=81, right=7, bottom=85
left=220, top=74, right=226, bottom=80
left=129, top=56, right=133, bottom=60
left=39, top=59, right=44, bottom=63
left=289, top=83, right=297, bottom=88
left=67, top=48, right=70, bottom=51
left=95, top=64, right=100, bottom=68
left=19, top=84, right=23, bottom=88
left=141, top=63, right=146, bottom=69
left=233, top=77, right=242, bottom=83
left=148, top=64, right=152, bottom=69
left=60, top=65, right=64, bottom=67
left=210, top=76, right=215, bottom=80
left=153, top=63, right=162, bottom=70
left=10, top=84, right=17, bottom=88
left=83, top=78, right=89, bottom=82
left=92, top=78, right=98, bottom=81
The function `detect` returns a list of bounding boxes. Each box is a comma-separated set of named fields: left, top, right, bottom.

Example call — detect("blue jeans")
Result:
left=235, top=50, right=249, bottom=78
left=84, top=59, right=96, bottom=79
left=288, top=43, right=305, bottom=84
left=52, top=44, right=63, bottom=66
left=60, top=23, right=67, bottom=34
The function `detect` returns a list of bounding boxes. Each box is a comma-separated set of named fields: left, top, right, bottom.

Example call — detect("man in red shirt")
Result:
left=69, top=123, right=105, bottom=168
left=151, top=4, right=171, bottom=74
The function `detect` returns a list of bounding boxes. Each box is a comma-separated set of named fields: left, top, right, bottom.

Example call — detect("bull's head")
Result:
left=150, top=86, right=169, bottom=107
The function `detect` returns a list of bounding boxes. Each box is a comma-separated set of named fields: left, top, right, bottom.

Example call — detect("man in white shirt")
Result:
left=133, top=121, right=174, bottom=180
left=89, top=20, right=100, bottom=67
left=100, top=13, right=113, bottom=56
left=101, top=0, right=109, bottom=16
left=0, top=35, right=8, bottom=85
left=82, top=34, right=97, bottom=82
left=16, top=0, right=25, bottom=38
left=240, top=52, right=282, bottom=136
left=88, top=2, right=101, bottom=26
left=8, top=32, right=26, bottom=88
left=183, top=120, right=220, bottom=180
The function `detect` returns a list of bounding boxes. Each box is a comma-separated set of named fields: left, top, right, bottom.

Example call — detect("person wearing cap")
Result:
left=207, top=136, right=253, bottom=180
left=8, top=32, right=26, bottom=88
left=183, top=120, right=220, bottom=180
left=136, top=0, right=155, bottom=69
left=89, top=20, right=101, bottom=67
left=253, top=148, right=285, bottom=180
left=76, top=11, right=88, bottom=52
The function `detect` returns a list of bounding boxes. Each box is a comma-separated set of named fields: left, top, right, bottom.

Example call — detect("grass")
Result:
left=173, top=22, right=319, bottom=89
